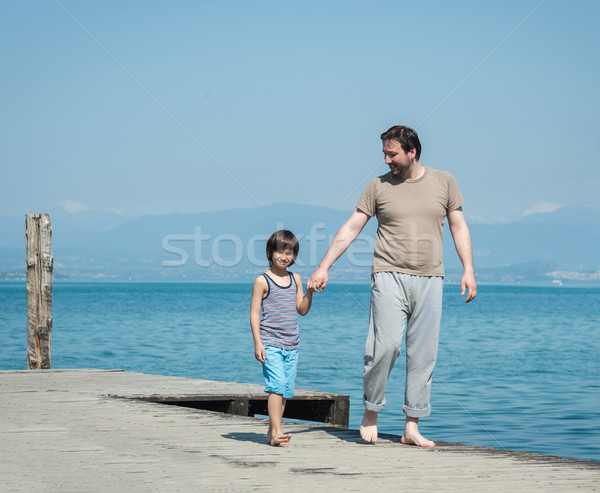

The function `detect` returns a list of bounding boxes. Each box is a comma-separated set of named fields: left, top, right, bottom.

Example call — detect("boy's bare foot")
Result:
left=401, top=419, right=435, bottom=447
left=360, top=409, right=378, bottom=443
left=267, top=432, right=292, bottom=446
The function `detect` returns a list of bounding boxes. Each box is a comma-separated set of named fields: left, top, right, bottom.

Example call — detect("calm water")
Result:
left=1, top=281, right=599, bottom=462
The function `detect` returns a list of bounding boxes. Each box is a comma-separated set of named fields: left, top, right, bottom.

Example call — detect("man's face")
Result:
left=382, top=139, right=416, bottom=177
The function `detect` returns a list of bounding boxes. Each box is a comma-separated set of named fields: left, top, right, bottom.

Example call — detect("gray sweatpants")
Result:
left=363, top=272, right=444, bottom=418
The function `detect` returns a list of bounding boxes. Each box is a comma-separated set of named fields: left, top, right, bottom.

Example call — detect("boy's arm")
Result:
left=250, top=276, right=267, bottom=362
left=294, top=273, right=313, bottom=316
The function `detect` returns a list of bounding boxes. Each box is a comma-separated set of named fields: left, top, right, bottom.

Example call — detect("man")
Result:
left=307, top=125, right=476, bottom=447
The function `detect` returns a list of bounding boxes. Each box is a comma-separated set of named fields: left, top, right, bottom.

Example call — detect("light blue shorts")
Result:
left=262, top=346, right=299, bottom=399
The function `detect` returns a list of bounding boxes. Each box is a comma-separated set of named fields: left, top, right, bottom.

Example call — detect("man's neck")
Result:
left=399, top=161, right=425, bottom=180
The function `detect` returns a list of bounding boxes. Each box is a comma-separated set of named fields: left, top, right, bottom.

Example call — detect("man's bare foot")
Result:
left=267, top=432, right=292, bottom=446
left=360, top=409, right=378, bottom=443
left=400, top=416, right=435, bottom=447
left=401, top=428, right=435, bottom=447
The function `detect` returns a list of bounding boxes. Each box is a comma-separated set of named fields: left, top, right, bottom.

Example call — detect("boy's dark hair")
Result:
left=266, top=230, right=299, bottom=266
left=380, top=125, right=422, bottom=160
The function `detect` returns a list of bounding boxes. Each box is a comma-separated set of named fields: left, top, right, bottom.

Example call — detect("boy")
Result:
left=250, top=230, right=318, bottom=446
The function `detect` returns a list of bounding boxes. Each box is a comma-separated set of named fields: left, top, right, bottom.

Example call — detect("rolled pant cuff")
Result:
left=363, top=396, right=386, bottom=412
left=403, top=404, right=431, bottom=418
left=264, top=388, right=294, bottom=399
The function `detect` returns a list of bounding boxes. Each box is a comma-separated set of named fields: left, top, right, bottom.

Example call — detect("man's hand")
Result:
left=307, top=267, right=329, bottom=292
left=461, top=271, right=477, bottom=303
left=448, top=208, right=477, bottom=303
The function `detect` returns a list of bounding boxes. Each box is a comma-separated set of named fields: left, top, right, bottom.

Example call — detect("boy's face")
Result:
left=271, top=249, right=295, bottom=269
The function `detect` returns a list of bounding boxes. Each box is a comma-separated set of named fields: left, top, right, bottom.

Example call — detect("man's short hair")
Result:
left=381, top=125, right=421, bottom=160
left=266, top=229, right=299, bottom=266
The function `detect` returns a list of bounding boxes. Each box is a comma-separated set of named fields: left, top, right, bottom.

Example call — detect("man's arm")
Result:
left=447, top=207, right=477, bottom=303
left=307, top=208, right=370, bottom=291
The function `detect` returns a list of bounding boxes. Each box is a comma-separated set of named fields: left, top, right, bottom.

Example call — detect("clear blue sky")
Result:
left=1, top=1, right=599, bottom=221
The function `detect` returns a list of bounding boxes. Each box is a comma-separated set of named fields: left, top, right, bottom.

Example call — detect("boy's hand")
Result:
left=254, top=343, right=266, bottom=363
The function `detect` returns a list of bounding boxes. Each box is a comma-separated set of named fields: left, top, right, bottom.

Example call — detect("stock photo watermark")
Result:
left=161, top=223, right=377, bottom=269
left=161, top=222, right=443, bottom=270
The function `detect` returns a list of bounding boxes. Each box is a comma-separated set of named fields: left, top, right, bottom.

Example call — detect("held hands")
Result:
left=307, top=268, right=329, bottom=292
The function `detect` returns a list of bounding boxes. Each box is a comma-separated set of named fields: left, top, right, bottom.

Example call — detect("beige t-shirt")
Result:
left=356, top=166, right=463, bottom=277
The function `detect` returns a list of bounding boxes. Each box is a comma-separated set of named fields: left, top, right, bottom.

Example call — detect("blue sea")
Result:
left=1, top=281, right=599, bottom=462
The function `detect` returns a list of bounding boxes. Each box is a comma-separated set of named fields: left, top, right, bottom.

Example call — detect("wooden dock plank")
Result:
left=0, top=369, right=598, bottom=492
left=0, top=367, right=350, bottom=427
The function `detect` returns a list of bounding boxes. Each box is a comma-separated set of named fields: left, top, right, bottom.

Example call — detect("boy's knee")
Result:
left=265, top=383, right=285, bottom=395
left=266, top=387, right=294, bottom=399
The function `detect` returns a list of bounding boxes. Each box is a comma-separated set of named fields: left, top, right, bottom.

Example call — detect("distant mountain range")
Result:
left=1, top=202, right=599, bottom=285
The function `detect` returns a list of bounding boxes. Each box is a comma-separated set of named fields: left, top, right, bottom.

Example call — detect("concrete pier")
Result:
left=1, top=369, right=598, bottom=492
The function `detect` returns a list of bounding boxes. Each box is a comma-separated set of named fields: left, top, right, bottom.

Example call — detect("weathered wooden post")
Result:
left=25, top=214, right=53, bottom=369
